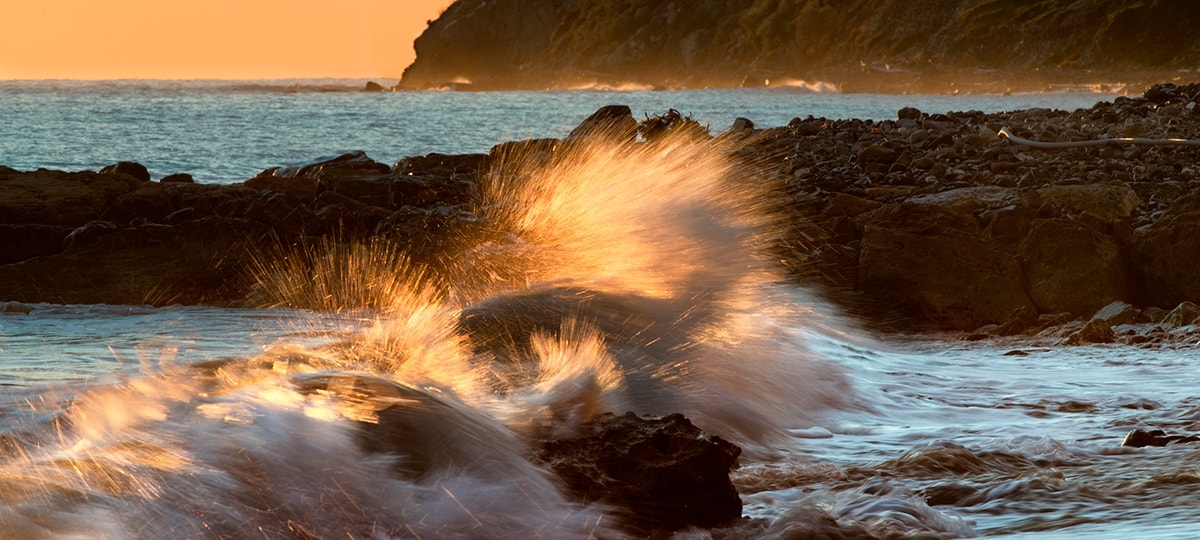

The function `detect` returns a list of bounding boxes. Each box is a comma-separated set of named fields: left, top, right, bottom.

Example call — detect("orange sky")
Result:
left=1, top=0, right=454, bottom=80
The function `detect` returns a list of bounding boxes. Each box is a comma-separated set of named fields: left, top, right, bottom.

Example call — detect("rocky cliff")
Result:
left=399, top=0, right=1200, bottom=92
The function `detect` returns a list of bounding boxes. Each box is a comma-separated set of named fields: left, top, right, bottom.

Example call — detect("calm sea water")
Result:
left=1, top=79, right=1118, bottom=183
left=2, top=80, right=1195, bottom=539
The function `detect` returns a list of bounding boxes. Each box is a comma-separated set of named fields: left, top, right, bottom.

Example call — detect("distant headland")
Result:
left=396, top=0, right=1200, bottom=93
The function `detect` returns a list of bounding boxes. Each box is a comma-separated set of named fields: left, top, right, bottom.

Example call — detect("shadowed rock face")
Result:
left=399, top=0, right=1200, bottom=92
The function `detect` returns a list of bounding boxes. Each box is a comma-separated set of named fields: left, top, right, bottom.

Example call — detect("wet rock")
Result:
left=1091, top=301, right=1141, bottom=326
left=1065, top=318, right=1117, bottom=345
left=0, top=301, right=35, bottom=313
left=99, top=161, right=151, bottom=183
left=1121, top=428, right=1200, bottom=447
left=1161, top=301, right=1200, bottom=328
left=996, top=305, right=1038, bottom=336
left=268, top=151, right=390, bottom=180
left=565, top=104, right=638, bottom=145
left=531, top=412, right=742, bottom=533
left=362, top=81, right=386, bottom=92
left=729, top=117, right=755, bottom=132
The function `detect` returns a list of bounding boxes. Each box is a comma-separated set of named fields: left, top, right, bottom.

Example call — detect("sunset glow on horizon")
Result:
left=2, top=0, right=454, bottom=80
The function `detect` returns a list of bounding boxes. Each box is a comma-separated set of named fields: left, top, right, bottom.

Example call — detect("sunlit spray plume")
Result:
left=247, top=238, right=481, bottom=396
left=455, top=119, right=853, bottom=449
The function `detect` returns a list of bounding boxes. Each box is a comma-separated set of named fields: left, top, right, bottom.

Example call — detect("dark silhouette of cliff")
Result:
left=399, top=0, right=1200, bottom=92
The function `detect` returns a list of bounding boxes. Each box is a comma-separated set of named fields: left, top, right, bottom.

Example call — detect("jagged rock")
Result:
left=1065, top=318, right=1117, bottom=345
left=531, top=412, right=742, bottom=533
left=1092, top=301, right=1141, bottom=326
left=996, top=305, right=1038, bottom=336
left=1161, top=301, right=1200, bottom=329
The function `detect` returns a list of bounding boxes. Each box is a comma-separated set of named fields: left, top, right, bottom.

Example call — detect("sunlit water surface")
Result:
left=2, top=81, right=1194, bottom=539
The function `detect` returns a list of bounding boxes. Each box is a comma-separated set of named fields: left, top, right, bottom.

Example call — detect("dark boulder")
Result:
left=858, top=202, right=1033, bottom=329
left=393, top=152, right=489, bottom=178
left=159, top=173, right=195, bottom=184
left=565, top=105, right=638, bottom=145
left=100, top=183, right=175, bottom=225
left=1020, top=218, right=1129, bottom=317
left=267, top=151, right=390, bottom=180
left=1122, top=428, right=1200, bottom=447
left=1064, top=318, right=1117, bottom=345
left=100, top=161, right=151, bottom=183
left=1133, top=192, right=1200, bottom=306
left=531, top=412, right=742, bottom=533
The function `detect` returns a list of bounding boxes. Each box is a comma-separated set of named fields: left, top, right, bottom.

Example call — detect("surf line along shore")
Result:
left=2, top=82, right=1200, bottom=344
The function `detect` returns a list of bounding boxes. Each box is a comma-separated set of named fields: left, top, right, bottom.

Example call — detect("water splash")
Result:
left=1, top=127, right=857, bottom=536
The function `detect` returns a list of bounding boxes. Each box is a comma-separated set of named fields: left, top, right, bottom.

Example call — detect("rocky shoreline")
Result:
left=3, top=83, right=1200, bottom=345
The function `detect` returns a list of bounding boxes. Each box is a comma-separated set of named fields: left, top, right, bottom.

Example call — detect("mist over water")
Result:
left=2, top=81, right=1196, bottom=538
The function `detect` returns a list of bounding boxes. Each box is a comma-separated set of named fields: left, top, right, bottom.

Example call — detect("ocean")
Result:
left=2, top=80, right=1197, bottom=539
